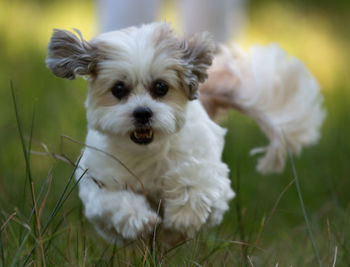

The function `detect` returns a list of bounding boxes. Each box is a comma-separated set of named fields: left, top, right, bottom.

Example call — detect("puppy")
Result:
left=46, top=22, right=325, bottom=243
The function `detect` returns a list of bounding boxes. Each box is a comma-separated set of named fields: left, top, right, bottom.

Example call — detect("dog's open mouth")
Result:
left=130, top=127, right=154, bottom=145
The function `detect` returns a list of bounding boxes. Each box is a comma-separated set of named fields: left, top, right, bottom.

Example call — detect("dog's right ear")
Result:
left=46, top=29, right=98, bottom=80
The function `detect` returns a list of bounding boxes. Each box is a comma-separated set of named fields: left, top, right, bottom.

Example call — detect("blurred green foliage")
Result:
left=252, top=0, right=350, bottom=12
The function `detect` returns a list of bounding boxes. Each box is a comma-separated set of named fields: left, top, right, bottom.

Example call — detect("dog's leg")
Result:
left=77, top=173, right=161, bottom=242
left=206, top=185, right=235, bottom=227
left=162, top=161, right=234, bottom=236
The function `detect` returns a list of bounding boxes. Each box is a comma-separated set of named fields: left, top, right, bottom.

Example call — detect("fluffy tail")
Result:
left=200, top=44, right=326, bottom=174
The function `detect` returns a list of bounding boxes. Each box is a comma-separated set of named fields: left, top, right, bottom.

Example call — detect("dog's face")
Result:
left=46, top=22, right=215, bottom=148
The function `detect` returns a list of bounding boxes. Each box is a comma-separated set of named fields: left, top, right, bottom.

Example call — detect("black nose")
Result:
left=133, top=107, right=153, bottom=124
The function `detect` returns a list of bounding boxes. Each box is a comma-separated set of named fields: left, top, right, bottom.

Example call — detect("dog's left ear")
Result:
left=46, top=29, right=99, bottom=80
left=180, top=33, right=216, bottom=100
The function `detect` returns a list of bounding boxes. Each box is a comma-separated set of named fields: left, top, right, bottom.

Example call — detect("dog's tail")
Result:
left=200, top=44, right=326, bottom=174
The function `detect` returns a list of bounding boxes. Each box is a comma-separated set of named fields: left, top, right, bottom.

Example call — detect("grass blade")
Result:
left=10, top=231, right=31, bottom=267
left=287, top=148, right=321, bottom=266
left=41, top=157, right=85, bottom=235
left=11, top=83, right=35, bottom=207
left=0, top=230, right=5, bottom=266
left=22, top=159, right=86, bottom=265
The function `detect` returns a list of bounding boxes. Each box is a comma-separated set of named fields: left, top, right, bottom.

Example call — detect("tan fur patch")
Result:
left=96, top=90, right=121, bottom=107
left=199, top=69, right=240, bottom=119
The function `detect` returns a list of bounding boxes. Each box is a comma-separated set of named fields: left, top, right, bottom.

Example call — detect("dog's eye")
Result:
left=111, top=82, right=129, bottom=100
left=151, top=80, right=169, bottom=98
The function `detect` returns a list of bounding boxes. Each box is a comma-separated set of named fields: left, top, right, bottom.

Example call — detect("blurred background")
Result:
left=0, top=0, right=349, bottom=265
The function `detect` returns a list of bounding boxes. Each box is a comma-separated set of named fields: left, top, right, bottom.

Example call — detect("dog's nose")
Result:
left=133, top=107, right=153, bottom=124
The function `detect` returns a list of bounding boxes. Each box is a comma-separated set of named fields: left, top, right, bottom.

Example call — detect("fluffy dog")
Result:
left=46, top=22, right=325, bottom=243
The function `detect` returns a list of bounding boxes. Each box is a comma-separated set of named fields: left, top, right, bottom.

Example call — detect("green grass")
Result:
left=1, top=0, right=350, bottom=265
left=3, top=61, right=350, bottom=267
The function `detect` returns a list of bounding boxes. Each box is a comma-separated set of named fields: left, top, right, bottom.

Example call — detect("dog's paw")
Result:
left=163, top=202, right=210, bottom=237
left=112, top=210, right=161, bottom=240
left=207, top=188, right=234, bottom=226
left=206, top=208, right=225, bottom=226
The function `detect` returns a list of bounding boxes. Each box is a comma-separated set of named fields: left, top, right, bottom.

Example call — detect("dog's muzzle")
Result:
left=130, top=107, right=154, bottom=145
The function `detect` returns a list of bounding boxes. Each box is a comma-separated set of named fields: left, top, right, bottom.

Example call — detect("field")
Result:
left=1, top=0, right=349, bottom=265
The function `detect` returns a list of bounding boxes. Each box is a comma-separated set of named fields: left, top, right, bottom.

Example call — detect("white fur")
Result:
left=207, top=44, right=326, bottom=173
left=77, top=100, right=234, bottom=241
left=62, top=23, right=235, bottom=242
left=46, top=22, right=325, bottom=243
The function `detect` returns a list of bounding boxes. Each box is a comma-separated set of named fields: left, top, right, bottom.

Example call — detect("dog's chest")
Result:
left=126, top=155, right=170, bottom=193
left=82, top=147, right=171, bottom=194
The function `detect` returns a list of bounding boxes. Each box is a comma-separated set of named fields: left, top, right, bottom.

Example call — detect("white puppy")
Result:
left=46, top=22, right=325, bottom=243
left=46, top=22, right=234, bottom=242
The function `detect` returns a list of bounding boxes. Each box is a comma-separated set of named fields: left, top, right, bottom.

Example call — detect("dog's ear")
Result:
left=180, top=32, right=216, bottom=100
left=46, top=29, right=99, bottom=80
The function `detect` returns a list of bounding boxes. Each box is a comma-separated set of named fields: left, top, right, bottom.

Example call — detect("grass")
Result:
left=4, top=80, right=349, bottom=266
left=1, top=0, right=350, bottom=265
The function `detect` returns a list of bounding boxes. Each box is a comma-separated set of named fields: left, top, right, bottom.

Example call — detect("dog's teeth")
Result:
left=133, top=129, right=153, bottom=140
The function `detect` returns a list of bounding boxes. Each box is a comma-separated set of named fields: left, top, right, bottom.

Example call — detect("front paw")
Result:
left=163, top=201, right=211, bottom=237
left=207, top=208, right=225, bottom=227
left=112, top=210, right=161, bottom=240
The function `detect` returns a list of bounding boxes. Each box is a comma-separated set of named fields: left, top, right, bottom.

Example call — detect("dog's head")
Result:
left=46, top=22, right=215, bottom=147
